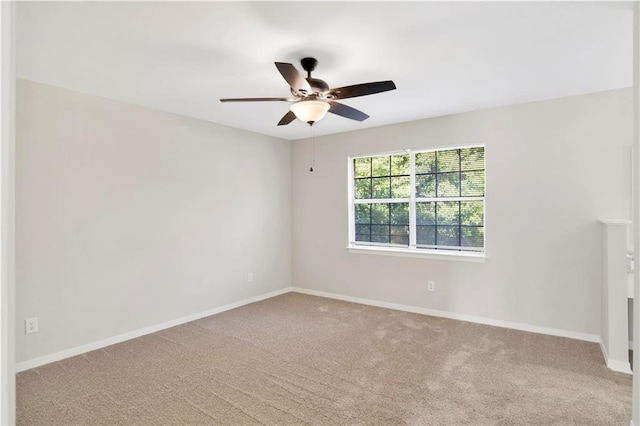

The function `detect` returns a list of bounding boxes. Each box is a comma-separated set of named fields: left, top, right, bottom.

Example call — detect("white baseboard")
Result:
left=290, top=287, right=601, bottom=343
left=608, top=359, right=633, bottom=375
left=17, top=286, right=607, bottom=373
left=600, top=340, right=633, bottom=374
left=600, top=340, right=609, bottom=366
left=15, top=287, right=292, bottom=372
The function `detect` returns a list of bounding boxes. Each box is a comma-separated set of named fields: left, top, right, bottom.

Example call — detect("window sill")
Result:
left=347, top=245, right=487, bottom=262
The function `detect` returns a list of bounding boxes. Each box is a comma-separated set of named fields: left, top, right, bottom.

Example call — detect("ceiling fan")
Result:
left=220, top=57, right=396, bottom=126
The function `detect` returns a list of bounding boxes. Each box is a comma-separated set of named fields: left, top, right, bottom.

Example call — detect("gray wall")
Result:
left=291, top=88, right=633, bottom=337
left=16, top=80, right=292, bottom=363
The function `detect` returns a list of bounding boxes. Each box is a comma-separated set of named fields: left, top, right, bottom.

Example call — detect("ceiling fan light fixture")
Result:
left=290, top=100, right=330, bottom=125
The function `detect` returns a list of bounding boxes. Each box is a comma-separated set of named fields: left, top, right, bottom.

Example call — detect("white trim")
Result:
left=15, top=287, right=292, bottom=372
left=291, top=287, right=600, bottom=343
left=416, top=243, right=483, bottom=252
left=353, top=198, right=409, bottom=204
left=351, top=148, right=412, bottom=160
left=348, top=245, right=487, bottom=262
left=599, top=219, right=632, bottom=226
left=409, top=152, right=417, bottom=248
left=349, top=143, right=484, bottom=160
left=609, top=360, right=634, bottom=375
left=633, top=3, right=640, bottom=424
left=415, top=196, right=484, bottom=203
left=601, top=340, right=633, bottom=374
left=601, top=339, right=610, bottom=366
left=347, top=157, right=355, bottom=244
left=0, top=2, right=16, bottom=424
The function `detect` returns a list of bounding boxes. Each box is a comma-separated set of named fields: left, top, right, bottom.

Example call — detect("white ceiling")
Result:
left=17, top=1, right=634, bottom=141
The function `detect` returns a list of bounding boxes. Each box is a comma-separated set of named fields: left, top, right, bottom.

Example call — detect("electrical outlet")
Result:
left=427, top=280, right=435, bottom=292
left=25, top=317, right=38, bottom=334
left=247, top=272, right=254, bottom=283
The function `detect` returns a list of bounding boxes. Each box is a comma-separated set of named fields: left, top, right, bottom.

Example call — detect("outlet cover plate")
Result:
left=25, top=317, right=38, bottom=334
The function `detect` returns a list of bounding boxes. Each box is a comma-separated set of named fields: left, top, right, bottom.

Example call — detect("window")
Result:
left=349, top=146, right=485, bottom=256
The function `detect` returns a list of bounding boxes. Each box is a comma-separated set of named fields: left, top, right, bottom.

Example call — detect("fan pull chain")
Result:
left=309, top=124, right=315, bottom=172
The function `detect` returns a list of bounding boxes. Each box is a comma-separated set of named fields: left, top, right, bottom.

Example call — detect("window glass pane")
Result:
left=415, top=152, right=436, bottom=174
left=391, top=235, right=409, bottom=245
left=437, top=226, right=459, bottom=246
left=354, top=158, right=371, bottom=178
left=461, top=170, right=485, bottom=197
left=371, top=224, right=389, bottom=235
left=371, top=234, right=390, bottom=244
left=355, top=178, right=371, bottom=199
left=390, top=203, right=409, bottom=225
left=416, top=225, right=436, bottom=246
left=437, top=201, right=459, bottom=225
left=391, top=223, right=409, bottom=245
left=416, top=202, right=435, bottom=225
left=415, top=174, right=435, bottom=198
left=391, top=176, right=410, bottom=198
left=390, top=225, right=408, bottom=236
left=372, top=177, right=391, bottom=198
left=437, top=172, right=460, bottom=197
left=371, top=203, right=389, bottom=224
left=372, top=156, right=390, bottom=177
left=460, top=201, right=483, bottom=226
left=356, top=203, right=409, bottom=247
left=437, top=149, right=460, bottom=172
left=391, top=154, right=410, bottom=175
left=355, top=224, right=370, bottom=236
left=355, top=203, right=371, bottom=224
left=461, top=226, right=484, bottom=248
left=371, top=221, right=391, bottom=244
left=460, top=147, right=485, bottom=171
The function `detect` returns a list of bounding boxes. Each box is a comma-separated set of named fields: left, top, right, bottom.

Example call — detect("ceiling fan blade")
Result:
left=220, top=97, right=295, bottom=102
left=277, top=110, right=297, bottom=126
left=328, top=81, right=396, bottom=100
left=275, top=62, right=313, bottom=94
left=328, top=101, right=369, bottom=122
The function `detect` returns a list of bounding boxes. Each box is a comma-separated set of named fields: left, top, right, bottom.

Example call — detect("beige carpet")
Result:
left=17, top=293, right=629, bottom=425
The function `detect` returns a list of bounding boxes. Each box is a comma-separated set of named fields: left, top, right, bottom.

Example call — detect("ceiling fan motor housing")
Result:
left=300, top=57, right=318, bottom=74
left=298, top=58, right=328, bottom=95
left=306, top=77, right=329, bottom=93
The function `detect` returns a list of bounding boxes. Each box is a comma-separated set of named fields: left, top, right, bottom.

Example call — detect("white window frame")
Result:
left=347, top=145, right=487, bottom=262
